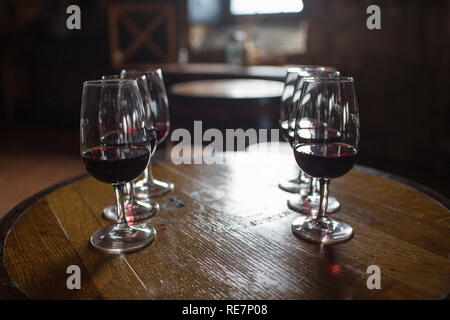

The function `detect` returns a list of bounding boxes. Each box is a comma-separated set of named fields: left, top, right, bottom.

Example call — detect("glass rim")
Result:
left=303, top=75, right=354, bottom=82
left=287, top=65, right=327, bottom=71
left=83, top=79, right=138, bottom=86
left=286, top=66, right=329, bottom=74
left=121, top=68, right=162, bottom=76
left=102, top=74, right=148, bottom=81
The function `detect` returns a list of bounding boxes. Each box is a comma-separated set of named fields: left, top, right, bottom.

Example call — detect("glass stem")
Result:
left=144, top=162, right=154, bottom=182
left=297, top=170, right=302, bottom=183
left=114, top=183, right=128, bottom=227
left=128, top=182, right=135, bottom=204
left=315, top=179, right=332, bottom=229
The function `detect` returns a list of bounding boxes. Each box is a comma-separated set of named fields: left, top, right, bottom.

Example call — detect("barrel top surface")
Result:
left=1, top=143, right=449, bottom=300
left=170, top=79, right=284, bottom=99
left=138, top=63, right=336, bottom=81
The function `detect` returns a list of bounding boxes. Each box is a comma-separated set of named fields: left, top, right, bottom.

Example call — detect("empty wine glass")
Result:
left=80, top=79, right=156, bottom=253
left=121, top=69, right=174, bottom=198
left=101, top=75, right=159, bottom=222
left=291, top=76, right=359, bottom=244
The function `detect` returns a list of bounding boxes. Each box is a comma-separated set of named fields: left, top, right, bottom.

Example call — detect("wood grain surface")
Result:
left=2, top=143, right=449, bottom=299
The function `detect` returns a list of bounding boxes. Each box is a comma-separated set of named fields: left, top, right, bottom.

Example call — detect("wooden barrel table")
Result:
left=169, top=79, right=284, bottom=132
left=0, top=143, right=449, bottom=299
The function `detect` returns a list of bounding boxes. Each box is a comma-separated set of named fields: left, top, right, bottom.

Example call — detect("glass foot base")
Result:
left=291, top=215, right=353, bottom=244
left=103, top=200, right=159, bottom=222
left=134, top=179, right=174, bottom=198
left=278, top=177, right=309, bottom=194
left=90, top=223, right=156, bottom=254
left=287, top=194, right=340, bottom=215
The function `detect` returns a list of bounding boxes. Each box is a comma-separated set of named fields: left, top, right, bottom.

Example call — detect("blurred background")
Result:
left=0, top=0, right=448, bottom=215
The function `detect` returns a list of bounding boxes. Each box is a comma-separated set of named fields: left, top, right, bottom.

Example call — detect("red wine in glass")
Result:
left=82, top=146, right=150, bottom=184
left=294, top=143, right=357, bottom=179
left=155, top=121, right=169, bottom=144
left=288, top=125, right=344, bottom=212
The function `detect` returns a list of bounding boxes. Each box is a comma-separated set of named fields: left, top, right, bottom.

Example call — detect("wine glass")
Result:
left=291, top=76, right=359, bottom=244
left=100, top=75, right=159, bottom=222
left=278, top=68, right=312, bottom=193
left=287, top=70, right=342, bottom=215
left=280, top=67, right=342, bottom=194
left=80, top=79, right=156, bottom=253
left=121, top=69, right=174, bottom=198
